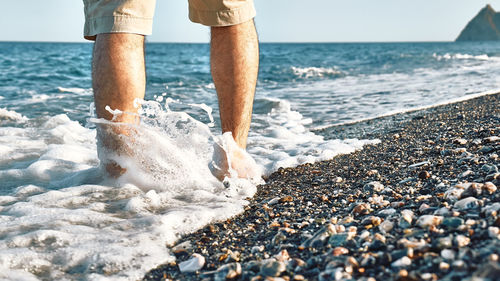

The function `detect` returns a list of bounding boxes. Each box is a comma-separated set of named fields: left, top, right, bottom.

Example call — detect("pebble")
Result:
left=391, top=256, right=411, bottom=268
left=352, top=203, right=371, bottom=216
left=453, top=138, right=468, bottom=145
left=401, top=209, right=414, bottom=224
left=454, top=197, right=480, bottom=211
left=444, top=185, right=465, bottom=201
left=459, top=170, right=474, bottom=178
left=178, top=254, right=205, bottom=273
left=439, top=261, right=450, bottom=271
left=488, top=227, right=499, bottom=239
left=379, top=220, right=394, bottom=233
left=441, top=217, right=464, bottom=229
left=455, top=235, right=470, bottom=247
left=328, top=233, right=350, bottom=247
left=479, top=146, right=495, bottom=154
left=482, top=203, right=500, bottom=217
left=260, top=260, right=286, bottom=277
left=201, top=263, right=242, bottom=281
left=416, top=215, right=443, bottom=228
left=377, top=208, right=396, bottom=217
left=482, top=182, right=497, bottom=194
left=363, top=181, right=384, bottom=192
left=441, top=249, right=456, bottom=260
left=408, top=161, right=430, bottom=169
left=484, top=136, right=500, bottom=143
left=418, top=171, right=431, bottom=179
left=332, top=247, right=349, bottom=256
left=481, top=164, right=499, bottom=174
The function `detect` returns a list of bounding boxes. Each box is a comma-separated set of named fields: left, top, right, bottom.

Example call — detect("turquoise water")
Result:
left=0, top=41, right=499, bottom=280
left=2, top=42, right=500, bottom=127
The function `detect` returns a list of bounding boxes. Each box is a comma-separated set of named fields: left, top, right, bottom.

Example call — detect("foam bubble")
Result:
left=0, top=108, right=27, bottom=122
left=0, top=97, right=377, bottom=280
left=291, top=66, right=345, bottom=79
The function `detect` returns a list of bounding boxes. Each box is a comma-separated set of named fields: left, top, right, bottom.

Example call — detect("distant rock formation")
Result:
left=456, top=4, right=500, bottom=41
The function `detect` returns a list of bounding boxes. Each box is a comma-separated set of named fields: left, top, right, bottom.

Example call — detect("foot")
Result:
left=210, top=132, right=261, bottom=181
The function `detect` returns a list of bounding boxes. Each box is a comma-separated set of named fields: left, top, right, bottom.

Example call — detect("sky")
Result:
left=1, top=0, right=500, bottom=43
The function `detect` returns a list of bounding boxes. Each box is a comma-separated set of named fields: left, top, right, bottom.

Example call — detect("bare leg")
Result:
left=92, top=33, right=146, bottom=123
left=210, top=20, right=260, bottom=179
left=211, top=20, right=259, bottom=149
left=92, top=33, right=146, bottom=177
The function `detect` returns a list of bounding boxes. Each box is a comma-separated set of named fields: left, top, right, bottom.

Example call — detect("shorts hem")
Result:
left=84, top=16, right=154, bottom=41
left=189, top=1, right=256, bottom=27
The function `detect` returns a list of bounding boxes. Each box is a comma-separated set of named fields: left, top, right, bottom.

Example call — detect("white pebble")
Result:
left=441, top=249, right=455, bottom=260
left=488, top=227, right=499, bottom=239
left=416, top=215, right=443, bottom=228
left=391, top=256, right=411, bottom=268
left=179, top=253, right=205, bottom=273
left=455, top=235, right=470, bottom=247
left=454, top=197, right=479, bottom=210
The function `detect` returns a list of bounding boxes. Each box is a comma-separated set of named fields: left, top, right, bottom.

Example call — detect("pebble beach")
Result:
left=144, top=92, right=500, bottom=281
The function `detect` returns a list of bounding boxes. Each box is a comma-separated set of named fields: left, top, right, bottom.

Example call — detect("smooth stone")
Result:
left=444, top=185, right=465, bottom=201
left=260, top=260, right=286, bottom=277
left=201, top=263, right=242, bottom=281
left=488, top=226, right=499, bottom=239
left=434, top=207, right=451, bottom=216
left=482, top=203, right=500, bottom=217
left=379, top=220, right=394, bottom=233
left=455, top=235, right=470, bottom=247
left=363, top=181, right=384, bottom=192
left=418, top=171, right=431, bottom=180
left=484, top=136, right=500, bottom=143
left=437, top=236, right=453, bottom=249
left=401, top=209, right=414, bottom=224
left=482, top=182, right=497, bottom=194
left=377, top=208, right=397, bottom=217
left=485, top=172, right=500, bottom=181
left=391, top=256, right=411, bottom=268
left=441, top=217, right=464, bottom=229
left=441, top=249, right=456, bottom=260
left=454, top=138, right=468, bottom=145
left=328, top=233, right=350, bottom=247
left=416, top=215, right=443, bottom=228
left=479, top=146, right=494, bottom=153
left=178, top=253, right=205, bottom=273
left=408, top=161, right=430, bottom=169
left=459, top=170, right=474, bottom=178
left=481, top=164, right=498, bottom=174
left=454, top=197, right=480, bottom=211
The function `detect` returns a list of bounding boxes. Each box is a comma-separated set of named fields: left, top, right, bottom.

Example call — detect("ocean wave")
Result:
left=0, top=108, right=28, bottom=122
left=57, top=87, right=90, bottom=94
left=290, top=66, right=345, bottom=79
left=432, top=53, right=500, bottom=61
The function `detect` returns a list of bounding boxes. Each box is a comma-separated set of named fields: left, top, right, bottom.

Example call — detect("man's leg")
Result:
left=210, top=19, right=259, bottom=149
left=92, top=33, right=146, bottom=176
left=92, top=33, right=146, bottom=123
left=210, top=20, right=260, bottom=179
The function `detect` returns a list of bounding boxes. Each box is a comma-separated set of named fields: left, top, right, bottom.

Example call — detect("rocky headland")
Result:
left=457, top=5, right=500, bottom=41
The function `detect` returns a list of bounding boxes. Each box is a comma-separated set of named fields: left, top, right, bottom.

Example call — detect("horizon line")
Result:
left=0, top=40, right=458, bottom=44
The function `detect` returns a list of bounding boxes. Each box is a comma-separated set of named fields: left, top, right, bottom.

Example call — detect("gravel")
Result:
left=144, top=93, right=500, bottom=281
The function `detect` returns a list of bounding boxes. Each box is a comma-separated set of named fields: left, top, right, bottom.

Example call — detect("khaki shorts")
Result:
left=83, top=0, right=256, bottom=40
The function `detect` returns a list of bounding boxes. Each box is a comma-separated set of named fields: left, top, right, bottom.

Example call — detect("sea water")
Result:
left=1, top=42, right=500, bottom=280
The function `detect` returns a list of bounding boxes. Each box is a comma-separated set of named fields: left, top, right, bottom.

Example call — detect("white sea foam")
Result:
left=291, top=66, right=344, bottom=79
left=433, top=53, right=500, bottom=61
left=57, top=87, right=90, bottom=94
left=0, top=108, right=27, bottom=122
left=0, top=97, right=377, bottom=280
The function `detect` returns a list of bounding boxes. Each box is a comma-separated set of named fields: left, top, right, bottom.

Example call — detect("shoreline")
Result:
left=144, top=92, right=499, bottom=281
